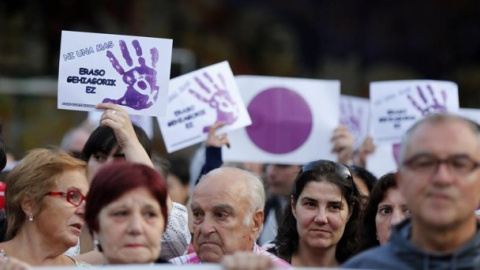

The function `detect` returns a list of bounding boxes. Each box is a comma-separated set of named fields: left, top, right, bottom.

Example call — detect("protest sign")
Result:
left=223, top=75, right=340, bottom=164
left=370, top=80, right=459, bottom=144
left=158, top=61, right=251, bottom=153
left=58, top=30, right=172, bottom=116
left=340, top=95, right=370, bottom=149
left=366, top=142, right=399, bottom=178
left=457, top=108, right=480, bottom=125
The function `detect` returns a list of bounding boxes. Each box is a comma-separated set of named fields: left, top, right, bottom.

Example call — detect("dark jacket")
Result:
left=342, top=218, right=480, bottom=270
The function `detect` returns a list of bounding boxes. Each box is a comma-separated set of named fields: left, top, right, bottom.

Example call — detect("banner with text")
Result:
left=158, top=61, right=251, bottom=153
left=58, top=30, right=172, bottom=116
left=370, top=80, right=459, bottom=144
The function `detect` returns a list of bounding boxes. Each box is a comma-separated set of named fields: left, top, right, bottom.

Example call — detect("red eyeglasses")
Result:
left=45, top=189, right=86, bottom=207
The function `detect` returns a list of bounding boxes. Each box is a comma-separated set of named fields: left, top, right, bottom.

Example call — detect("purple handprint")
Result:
left=189, top=72, right=239, bottom=133
left=407, top=85, right=447, bottom=116
left=103, top=40, right=159, bottom=110
left=340, top=99, right=363, bottom=141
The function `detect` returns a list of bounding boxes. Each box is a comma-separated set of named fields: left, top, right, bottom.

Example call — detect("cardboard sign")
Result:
left=58, top=30, right=172, bottom=116
left=223, top=75, right=340, bottom=164
left=370, top=80, right=459, bottom=144
left=158, top=61, right=251, bottom=153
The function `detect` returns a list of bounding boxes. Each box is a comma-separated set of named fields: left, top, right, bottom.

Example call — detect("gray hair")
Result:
left=240, top=169, right=265, bottom=238
left=60, top=124, right=94, bottom=150
left=398, top=113, right=480, bottom=164
left=244, top=170, right=266, bottom=215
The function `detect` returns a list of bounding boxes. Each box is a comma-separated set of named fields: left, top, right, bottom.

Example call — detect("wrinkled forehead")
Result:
left=404, top=119, right=480, bottom=156
left=192, top=174, right=249, bottom=210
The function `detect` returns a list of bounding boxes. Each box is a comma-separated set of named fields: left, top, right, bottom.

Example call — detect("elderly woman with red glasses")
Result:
left=0, top=148, right=89, bottom=267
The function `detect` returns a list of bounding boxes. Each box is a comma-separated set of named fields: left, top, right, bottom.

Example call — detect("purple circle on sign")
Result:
left=246, top=87, right=313, bottom=154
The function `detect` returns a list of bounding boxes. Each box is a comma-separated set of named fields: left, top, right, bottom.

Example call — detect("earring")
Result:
left=28, top=213, right=34, bottom=222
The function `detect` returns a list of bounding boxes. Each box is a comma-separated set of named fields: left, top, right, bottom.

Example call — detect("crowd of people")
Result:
left=0, top=104, right=479, bottom=269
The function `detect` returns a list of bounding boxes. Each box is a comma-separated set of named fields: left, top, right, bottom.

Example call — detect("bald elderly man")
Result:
left=170, top=167, right=289, bottom=267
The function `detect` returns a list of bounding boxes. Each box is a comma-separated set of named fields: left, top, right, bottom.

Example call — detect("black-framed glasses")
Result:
left=402, top=153, right=480, bottom=176
left=302, top=160, right=354, bottom=183
left=45, top=189, right=86, bottom=207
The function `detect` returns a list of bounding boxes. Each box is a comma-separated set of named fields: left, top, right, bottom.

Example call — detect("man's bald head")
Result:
left=197, top=167, right=266, bottom=213
left=191, top=167, right=266, bottom=262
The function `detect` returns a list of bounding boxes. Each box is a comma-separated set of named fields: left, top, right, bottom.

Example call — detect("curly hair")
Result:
left=276, top=160, right=361, bottom=263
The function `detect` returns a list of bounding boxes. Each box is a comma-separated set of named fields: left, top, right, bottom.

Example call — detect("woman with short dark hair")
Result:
left=86, top=161, right=168, bottom=264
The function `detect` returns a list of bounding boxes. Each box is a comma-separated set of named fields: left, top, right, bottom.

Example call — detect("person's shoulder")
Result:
left=342, top=244, right=401, bottom=269
left=254, top=243, right=290, bottom=267
left=171, top=202, right=188, bottom=214
left=65, top=255, right=91, bottom=267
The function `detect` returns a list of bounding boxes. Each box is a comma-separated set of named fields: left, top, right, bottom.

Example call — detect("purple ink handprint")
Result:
left=189, top=72, right=239, bottom=133
left=103, top=40, right=159, bottom=110
left=407, top=85, right=447, bottom=116
left=340, top=98, right=363, bottom=143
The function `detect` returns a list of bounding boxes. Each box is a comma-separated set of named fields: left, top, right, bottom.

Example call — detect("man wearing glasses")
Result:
left=343, top=113, right=480, bottom=269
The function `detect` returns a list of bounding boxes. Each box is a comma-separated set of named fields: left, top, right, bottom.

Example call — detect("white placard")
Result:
left=366, top=142, right=399, bottom=178
left=457, top=108, right=480, bottom=125
left=223, top=75, right=340, bottom=164
left=158, top=61, right=251, bottom=153
left=370, top=80, right=459, bottom=144
left=87, top=111, right=154, bottom=139
left=340, top=95, right=370, bottom=149
left=58, top=30, right=172, bottom=116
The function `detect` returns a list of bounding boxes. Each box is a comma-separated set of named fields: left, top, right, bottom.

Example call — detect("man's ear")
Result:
left=251, top=209, right=264, bottom=240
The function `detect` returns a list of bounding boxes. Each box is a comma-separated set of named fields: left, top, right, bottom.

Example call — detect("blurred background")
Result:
left=1, top=0, right=480, bottom=159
